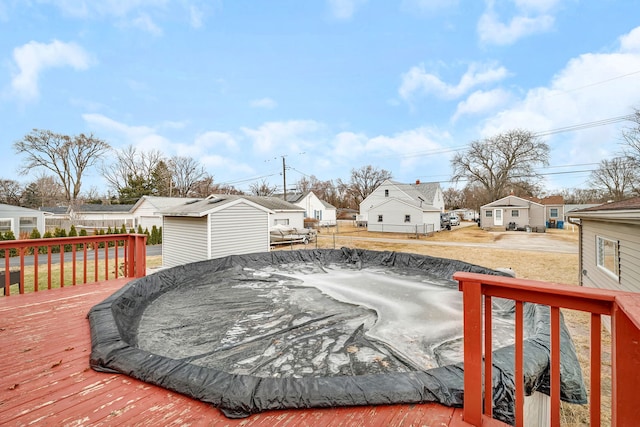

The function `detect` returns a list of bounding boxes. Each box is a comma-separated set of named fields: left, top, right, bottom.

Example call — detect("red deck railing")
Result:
left=455, top=272, right=640, bottom=427
left=1, top=234, right=147, bottom=296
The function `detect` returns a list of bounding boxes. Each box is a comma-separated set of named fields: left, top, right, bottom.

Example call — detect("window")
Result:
left=384, top=189, right=389, bottom=197
left=274, top=219, right=289, bottom=226
left=511, top=210, right=519, bottom=217
left=550, top=208, right=558, bottom=218
left=0, top=218, right=12, bottom=233
left=485, top=211, right=493, bottom=217
left=404, top=215, right=411, bottom=223
left=378, top=215, right=383, bottom=222
left=597, top=236, right=619, bottom=280
left=20, top=217, right=37, bottom=235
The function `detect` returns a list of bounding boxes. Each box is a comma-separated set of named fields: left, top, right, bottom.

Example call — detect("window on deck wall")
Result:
left=596, top=236, right=620, bottom=280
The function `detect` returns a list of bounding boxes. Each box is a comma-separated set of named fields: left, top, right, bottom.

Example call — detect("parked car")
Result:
left=440, top=213, right=451, bottom=230
left=449, top=214, right=460, bottom=226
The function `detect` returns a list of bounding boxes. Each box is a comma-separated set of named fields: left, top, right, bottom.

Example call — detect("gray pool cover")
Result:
left=88, top=248, right=586, bottom=424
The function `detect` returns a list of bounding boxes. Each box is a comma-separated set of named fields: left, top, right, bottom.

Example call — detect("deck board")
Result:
left=0, top=278, right=474, bottom=426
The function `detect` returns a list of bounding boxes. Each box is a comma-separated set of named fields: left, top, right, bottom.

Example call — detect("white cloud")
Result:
left=330, top=127, right=448, bottom=171
left=480, top=25, right=640, bottom=184
left=477, top=0, right=557, bottom=46
left=10, top=40, right=93, bottom=102
left=189, top=5, right=204, bottom=29
left=620, top=26, right=640, bottom=53
left=129, top=13, right=163, bottom=36
left=242, top=120, right=324, bottom=153
left=327, top=0, right=367, bottom=20
left=452, top=88, right=513, bottom=122
left=82, top=113, right=174, bottom=153
left=250, top=97, right=278, bottom=109
left=399, top=62, right=509, bottom=101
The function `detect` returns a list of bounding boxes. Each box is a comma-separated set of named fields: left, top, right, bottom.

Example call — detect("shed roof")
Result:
left=130, top=196, right=200, bottom=212
left=158, top=195, right=287, bottom=217
left=0, top=203, right=45, bottom=215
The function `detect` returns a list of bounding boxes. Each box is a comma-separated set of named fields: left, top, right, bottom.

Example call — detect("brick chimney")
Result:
left=415, top=179, right=421, bottom=185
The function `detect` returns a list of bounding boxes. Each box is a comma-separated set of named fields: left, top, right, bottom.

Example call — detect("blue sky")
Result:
left=2, top=0, right=640, bottom=196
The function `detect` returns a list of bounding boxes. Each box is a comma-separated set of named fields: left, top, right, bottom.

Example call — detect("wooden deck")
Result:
left=0, top=279, right=479, bottom=427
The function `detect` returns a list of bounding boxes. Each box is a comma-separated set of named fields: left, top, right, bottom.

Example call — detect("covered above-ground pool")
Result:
left=88, top=249, right=586, bottom=425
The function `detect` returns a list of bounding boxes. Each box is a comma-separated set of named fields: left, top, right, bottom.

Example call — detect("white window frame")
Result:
left=274, top=218, right=290, bottom=226
left=550, top=208, right=558, bottom=218
left=511, top=210, right=519, bottom=217
left=596, top=236, right=620, bottom=280
left=0, top=218, right=13, bottom=233
left=485, top=211, right=493, bottom=217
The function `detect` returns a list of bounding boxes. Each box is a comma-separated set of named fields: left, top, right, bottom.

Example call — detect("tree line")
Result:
left=3, top=110, right=640, bottom=211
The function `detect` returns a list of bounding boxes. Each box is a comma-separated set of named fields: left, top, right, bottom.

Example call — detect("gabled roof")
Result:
left=40, top=206, right=68, bottom=215
left=130, top=196, right=200, bottom=212
left=0, top=203, right=45, bottom=215
left=524, top=195, right=564, bottom=205
left=275, top=191, right=336, bottom=209
left=158, top=194, right=299, bottom=217
left=372, top=180, right=440, bottom=210
left=482, top=195, right=543, bottom=208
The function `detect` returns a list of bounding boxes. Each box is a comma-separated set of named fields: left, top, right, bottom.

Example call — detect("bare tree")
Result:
left=451, top=129, right=549, bottom=202
left=22, top=174, right=65, bottom=208
left=14, top=129, right=111, bottom=202
left=560, top=188, right=606, bottom=204
left=169, top=156, right=209, bottom=197
left=622, top=109, right=640, bottom=162
left=100, top=145, right=165, bottom=195
left=442, top=187, right=464, bottom=210
left=588, top=157, right=638, bottom=201
left=250, top=179, right=277, bottom=196
left=339, top=165, right=392, bottom=206
left=0, top=179, right=23, bottom=206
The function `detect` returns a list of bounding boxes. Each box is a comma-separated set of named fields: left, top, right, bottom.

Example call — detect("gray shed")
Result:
left=0, top=203, right=46, bottom=237
left=159, top=195, right=274, bottom=268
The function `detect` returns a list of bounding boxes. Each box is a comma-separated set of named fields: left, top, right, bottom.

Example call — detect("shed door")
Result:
left=494, top=209, right=503, bottom=226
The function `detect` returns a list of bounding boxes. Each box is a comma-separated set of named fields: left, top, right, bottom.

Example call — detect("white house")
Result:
left=281, top=191, right=337, bottom=227
left=159, top=195, right=274, bottom=268
left=130, top=196, right=199, bottom=230
left=358, top=180, right=445, bottom=233
left=242, top=195, right=305, bottom=229
left=480, top=196, right=545, bottom=230
left=0, top=204, right=47, bottom=237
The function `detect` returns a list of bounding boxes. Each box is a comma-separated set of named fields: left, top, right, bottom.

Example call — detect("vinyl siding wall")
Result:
left=133, top=201, right=163, bottom=230
left=163, top=216, right=208, bottom=268
left=368, top=202, right=437, bottom=233
left=580, top=220, right=640, bottom=294
left=210, top=203, right=270, bottom=259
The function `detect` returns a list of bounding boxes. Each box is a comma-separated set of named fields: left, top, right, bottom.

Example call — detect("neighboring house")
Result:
left=337, top=208, right=358, bottom=220
left=480, top=195, right=545, bottom=230
left=129, top=196, right=199, bottom=230
left=451, top=208, right=477, bottom=221
left=526, top=196, right=565, bottom=228
left=242, top=195, right=305, bottom=229
left=41, top=204, right=135, bottom=231
left=0, top=203, right=46, bottom=237
left=159, top=195, right=274, bottom=268
left=279, top=191, right=337, bottom=227
left=569, top=198, right=640, bottom=296
left=358, top=180, right=444, bottom=233
left=564, top=204, right=601, bottom=223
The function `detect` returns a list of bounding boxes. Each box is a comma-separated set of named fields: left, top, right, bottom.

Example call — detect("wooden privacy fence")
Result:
left=454, top=272, right=640, bottom=427
left=1, top=234, right=147, bottom=296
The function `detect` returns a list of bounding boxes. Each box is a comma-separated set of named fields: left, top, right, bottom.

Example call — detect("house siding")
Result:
left=134, top=201, right=163, bottom=230
left=580, top=219, right=640, bottom=294
left=0, top=204, right=46, bottom=237
left=367, top=201, right=438, bottom=233
left=210, top=203, right=269, bottom=259
left=162, top=216, right=208, bottom=268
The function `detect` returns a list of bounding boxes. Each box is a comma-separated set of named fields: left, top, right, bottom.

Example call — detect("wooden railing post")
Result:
left=460, top=279, right=483, bottom=426
left=611, top=299, right=640, bottom=425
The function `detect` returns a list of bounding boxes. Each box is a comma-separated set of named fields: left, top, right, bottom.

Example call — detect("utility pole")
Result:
left=282, top=156, right=287, bottom=201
